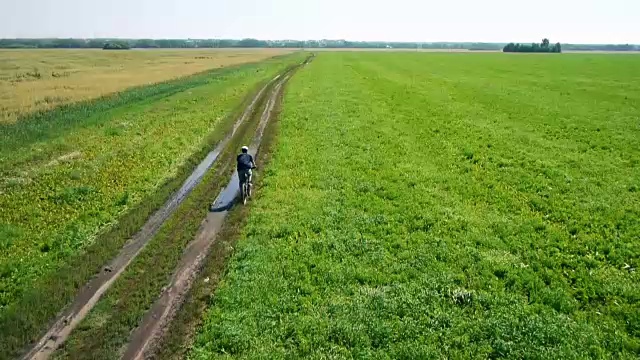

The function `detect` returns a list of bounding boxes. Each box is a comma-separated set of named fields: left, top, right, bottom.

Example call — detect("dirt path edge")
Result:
left=120, top=59, right=308, bottom=360
left=20, top=66, right=295, bottom=360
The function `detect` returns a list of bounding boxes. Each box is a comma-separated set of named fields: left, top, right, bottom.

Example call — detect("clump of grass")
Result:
left=34, top=96, right=65, bottom=106
left=50, top=186, right=95, bottom=205
left=449, top=288, right=475, bottom=306
left=69, top=170, right=82, bottom=180
left=51, top=71, right=70, bottom=78
left=115, top=191, right=130, bottom=206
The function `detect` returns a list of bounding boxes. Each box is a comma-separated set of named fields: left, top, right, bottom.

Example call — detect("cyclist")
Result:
left=237, top=146, right=256, bottom=199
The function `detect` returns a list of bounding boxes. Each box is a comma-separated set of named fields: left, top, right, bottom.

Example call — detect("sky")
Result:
left=1, top=0, right=638, bottom=44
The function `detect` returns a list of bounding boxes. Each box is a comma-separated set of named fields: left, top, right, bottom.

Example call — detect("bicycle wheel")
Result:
left=242, top=183, right=248, bottom=205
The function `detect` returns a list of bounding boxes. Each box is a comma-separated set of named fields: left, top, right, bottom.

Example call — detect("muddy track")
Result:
left=21, top=64, right=302, bottom=360
left=121, top=69, right=298, bottom=360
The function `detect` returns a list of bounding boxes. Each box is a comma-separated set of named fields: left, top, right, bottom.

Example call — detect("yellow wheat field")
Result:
left=0, top=48, right=292, bottom=123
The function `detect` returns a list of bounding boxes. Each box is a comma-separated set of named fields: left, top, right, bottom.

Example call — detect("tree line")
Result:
left=102, top=41, right=130, bottom=50
left=0, top=38, right=505, bottom=49
left=0, top=38, right=638, bottom=51
left=503, top=39, right=562, bottom=53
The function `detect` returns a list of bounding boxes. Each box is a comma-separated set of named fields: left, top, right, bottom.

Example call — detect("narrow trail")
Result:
left=21, top=69, right=292, bottom=360
left=122, top=72, right=293, bottom=360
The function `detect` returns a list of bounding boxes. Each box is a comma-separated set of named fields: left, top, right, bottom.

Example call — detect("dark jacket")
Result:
left=237, top=153, right=254, bottom=170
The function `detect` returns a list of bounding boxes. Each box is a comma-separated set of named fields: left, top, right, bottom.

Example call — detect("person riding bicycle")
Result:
left=237, top=146, right=256, bottom=196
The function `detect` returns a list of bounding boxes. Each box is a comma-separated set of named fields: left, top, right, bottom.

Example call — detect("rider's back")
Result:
left=237, top=153, right=254, bottom=170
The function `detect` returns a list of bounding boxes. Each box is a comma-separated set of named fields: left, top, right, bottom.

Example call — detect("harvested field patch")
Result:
left=0, top=49, right=292, bottom=122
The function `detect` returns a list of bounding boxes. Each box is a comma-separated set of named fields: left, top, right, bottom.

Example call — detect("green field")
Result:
left=0, top=53, right=303, bottom=357
left=190, top=53, right=640, bottom=358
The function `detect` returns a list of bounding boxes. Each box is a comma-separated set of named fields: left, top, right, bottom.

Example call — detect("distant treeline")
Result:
left=563, top=43, right=639, bottom=51
left=0, top=38, right=638, bottom=51
left=0, top=38, right=504, bottom=50
left=504, top=39, right=562, bottom=53
left=102, top=41, right=130, bottom=50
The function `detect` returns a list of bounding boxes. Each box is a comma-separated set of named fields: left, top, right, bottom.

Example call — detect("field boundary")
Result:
left=0, top=52, right=299, bottom=151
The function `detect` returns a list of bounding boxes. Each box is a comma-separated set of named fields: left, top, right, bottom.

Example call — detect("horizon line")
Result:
left=1, top=37, right=639, bottom=46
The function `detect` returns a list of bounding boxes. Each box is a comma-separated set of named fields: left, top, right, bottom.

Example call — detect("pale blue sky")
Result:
left=1, top=0, right=638, bottom=43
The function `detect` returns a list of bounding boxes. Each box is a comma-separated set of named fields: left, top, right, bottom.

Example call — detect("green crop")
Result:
left=190, top=52, right=640, bottom=359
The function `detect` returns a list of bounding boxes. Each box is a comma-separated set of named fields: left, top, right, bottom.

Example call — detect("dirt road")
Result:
left=121, top=70, right=294, bottom=360
left=21, top=62, right=303, bottom=360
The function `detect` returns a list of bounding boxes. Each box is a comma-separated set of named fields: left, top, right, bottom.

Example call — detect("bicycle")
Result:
left=240, top=178, right=251, bottom=205
left=239, top=167, right=255, bottom=205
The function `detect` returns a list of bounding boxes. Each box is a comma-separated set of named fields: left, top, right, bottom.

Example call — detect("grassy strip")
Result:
left=155, top=85, right=285, bottom=360
left=50, top=72, right=282, bottom=360
left=0, top=58, right=297, bottom=360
